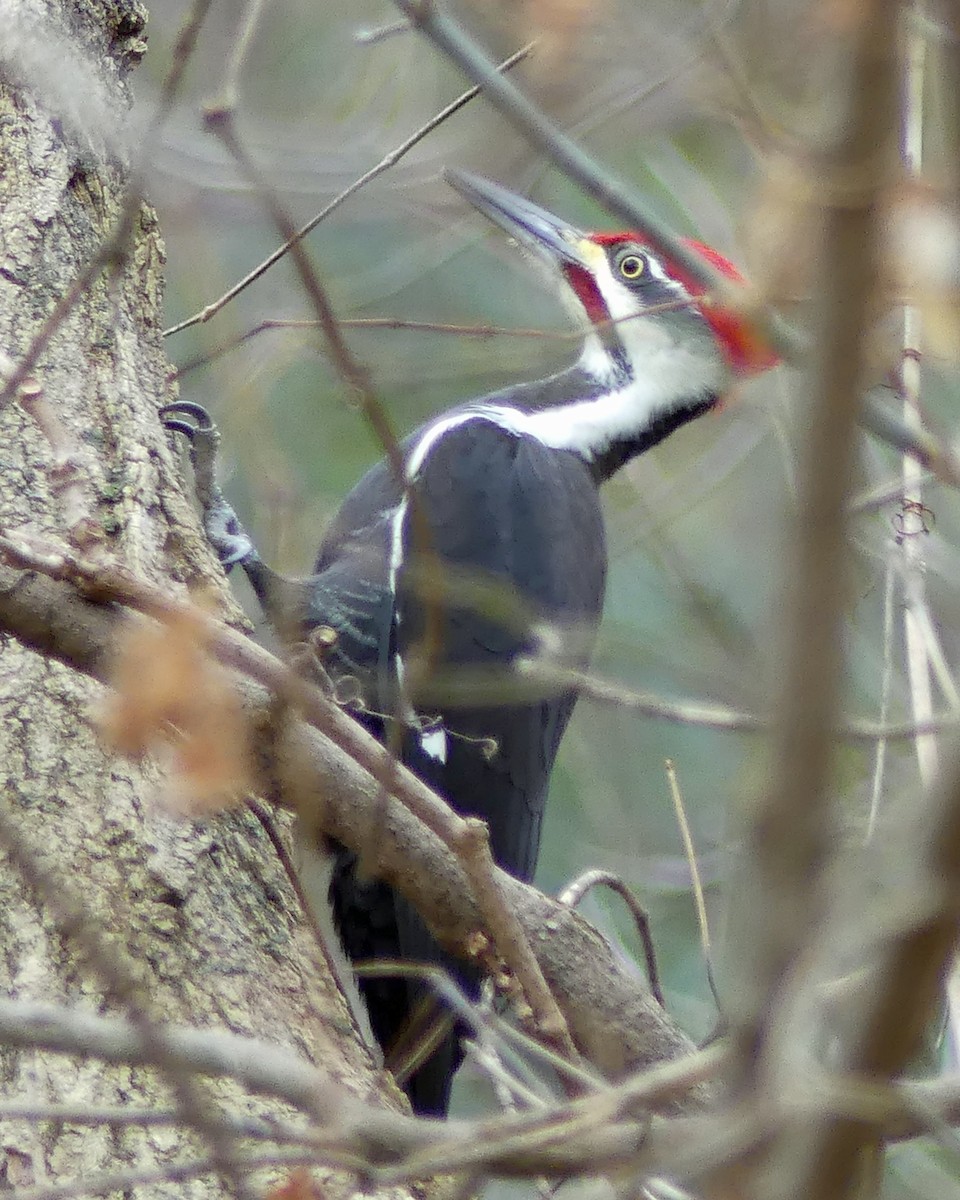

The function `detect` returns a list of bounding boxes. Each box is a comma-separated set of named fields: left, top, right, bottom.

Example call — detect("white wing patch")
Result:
left=420, top=726, right=448, bottom=764
left=387, top=413, right=502, bottom=744
left=388, top=410, right=491, bottom=598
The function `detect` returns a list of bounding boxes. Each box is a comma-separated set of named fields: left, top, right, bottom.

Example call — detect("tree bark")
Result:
left=0, top=2, right=407, bottom=1195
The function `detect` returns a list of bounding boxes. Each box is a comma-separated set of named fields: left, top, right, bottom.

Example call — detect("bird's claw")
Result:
left=160, top=400, right=221, bottom=485
left=160, top=400, right=254, bottom=571
left=162, top=400, right=214, bottom=427
left=160, top=401, right=215, bottom=443
left=161, top=400, right=224, bottom=508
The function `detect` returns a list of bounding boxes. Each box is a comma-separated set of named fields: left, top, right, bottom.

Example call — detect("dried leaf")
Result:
left=100, top=600, right=252, bottom=813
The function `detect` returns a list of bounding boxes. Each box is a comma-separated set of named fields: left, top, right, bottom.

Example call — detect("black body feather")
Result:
left=310, top=410, right=605, bottom=1114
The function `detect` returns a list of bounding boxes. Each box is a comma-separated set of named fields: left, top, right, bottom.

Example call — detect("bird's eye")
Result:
left=618, top=253, right=645, bottom=280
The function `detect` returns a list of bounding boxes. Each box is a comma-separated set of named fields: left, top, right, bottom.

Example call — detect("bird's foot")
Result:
left=160, top=401, right=254, bottom=569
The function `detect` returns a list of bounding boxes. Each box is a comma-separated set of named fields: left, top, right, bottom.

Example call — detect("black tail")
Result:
left=329, top=844, right=478, bottom=1115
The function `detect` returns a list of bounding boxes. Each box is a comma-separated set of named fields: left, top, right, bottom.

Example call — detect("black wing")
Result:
left=391, top=417, right=605, bottom=1111
left=396, top=416, right=606, bottom=875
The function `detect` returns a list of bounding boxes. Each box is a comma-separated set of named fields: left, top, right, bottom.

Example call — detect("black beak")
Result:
left=444, top=170, right=593, bottom=271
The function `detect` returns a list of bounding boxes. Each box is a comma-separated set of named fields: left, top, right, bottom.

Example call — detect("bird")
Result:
left=161, top=170, right=775, bottom=1116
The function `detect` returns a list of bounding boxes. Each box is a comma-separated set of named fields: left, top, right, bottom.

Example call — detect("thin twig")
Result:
left=163, top=41, right=533, bottom=339
left=357, top=958, right=580, bottom=1102
left=169, top=293, right=698, bottom=377
left=859, top=391, right=960, bottom=486
left=866, top=560, right=896, bottom=840
left=457, top=817, right=576, bottom=1059
left=462, top=1035, right=550, bottom=1109
left=899, top=14, right=939, bottom=789
left=354, top=17, right=411, bottom=45
left=558, top=870, right=664, bottom=1009
left=698, top=0, right=779, bottom=143
left=664, top=761, right=720, bottom=1014
left=363, top=959, right=606, bottom=1095
left=201, top=111, right=399, bottom=474
left=170, top=316, right=565, bottom=377
left=245, top=797, right=367, bottom=1023
left=479, top=1008, right=604, bottom=1094
left=219, top=0, right=268, bottom=109
left=514, top=655, right=960, bottom=741
left=848, top=466, right=934, bottom=514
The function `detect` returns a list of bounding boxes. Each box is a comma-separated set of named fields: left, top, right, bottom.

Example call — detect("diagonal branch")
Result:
left=391, top=0, right=960, bottom=487
left=0, top=555, right=698, bottom=1094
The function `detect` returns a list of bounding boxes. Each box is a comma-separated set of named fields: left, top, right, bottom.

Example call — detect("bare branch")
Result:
left=725, top=0, right=899, bottom=1091
left=0, top=998, right=725, bottom=1181
left=664, top=760, right=719, bottom=1012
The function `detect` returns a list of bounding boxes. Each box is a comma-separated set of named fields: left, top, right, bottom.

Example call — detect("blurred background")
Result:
left=137, top=1, right=960, bottom=1188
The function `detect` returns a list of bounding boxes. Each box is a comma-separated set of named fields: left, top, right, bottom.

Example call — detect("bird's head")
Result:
left=445, top=171, right=776, bottom=442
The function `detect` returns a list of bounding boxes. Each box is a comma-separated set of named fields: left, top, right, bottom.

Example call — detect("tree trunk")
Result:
left=0, top=2, right=404, bottom=1194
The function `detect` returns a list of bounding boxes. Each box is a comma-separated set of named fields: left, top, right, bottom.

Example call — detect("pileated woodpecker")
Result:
left=162, top=172, right=774, bottom=1116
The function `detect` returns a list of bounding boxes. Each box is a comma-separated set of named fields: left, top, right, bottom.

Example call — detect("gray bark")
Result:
left=0, top=2, right=405, bottom=1194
